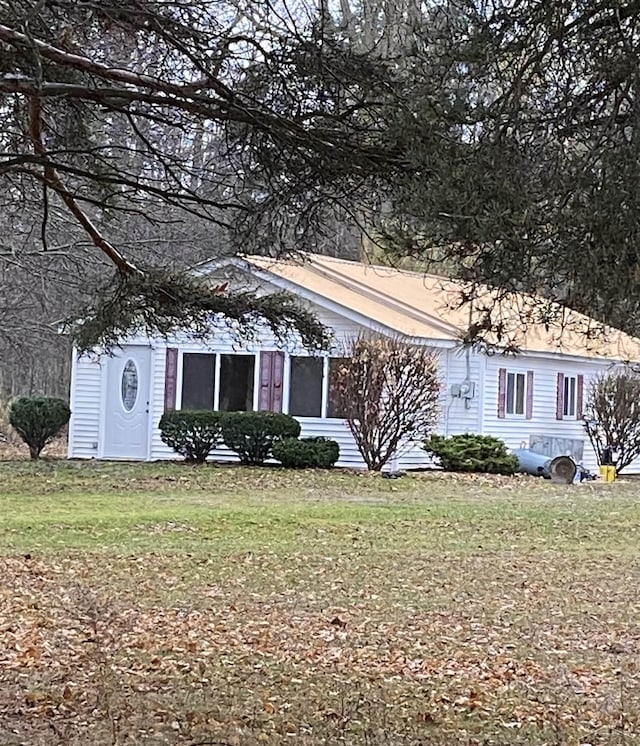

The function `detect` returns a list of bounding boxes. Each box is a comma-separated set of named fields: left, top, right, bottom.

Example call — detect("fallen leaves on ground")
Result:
left=1, top=550, right=640, bottom=745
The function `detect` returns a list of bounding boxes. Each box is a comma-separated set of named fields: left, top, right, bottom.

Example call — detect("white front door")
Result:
left=102, top=346, right=151, bottom=460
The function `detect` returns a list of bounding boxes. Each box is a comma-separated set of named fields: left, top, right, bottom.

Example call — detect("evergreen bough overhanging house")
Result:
left=68, top=254, right=640, bottom=471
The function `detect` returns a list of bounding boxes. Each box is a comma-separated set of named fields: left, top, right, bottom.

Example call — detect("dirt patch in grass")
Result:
left=0, top=438, right=67, bottom=461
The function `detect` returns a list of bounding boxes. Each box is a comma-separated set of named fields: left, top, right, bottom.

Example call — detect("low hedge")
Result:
left=159, top=410, right=223, bottom=464
left=221, top=411, right=301, bottom=465
left=424, top=433, right=518, bottom=475
left=272, top=437, right=340, bottom=469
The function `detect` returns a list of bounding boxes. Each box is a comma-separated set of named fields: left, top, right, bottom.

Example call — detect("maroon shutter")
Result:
left=271, top=351, right=285, bottom=413
left=164, top=347, right=178, bottom=411
left=526, top=370, right=534, bottom=420
left=556, top=372, right=564, bottom=420
left=576, top=374, right=584, bottom=419
left=497, top=368, right=507, bottom=419
left=258, top=351, right=273, bottom=411
left=258, top=351, right=285, bottom=412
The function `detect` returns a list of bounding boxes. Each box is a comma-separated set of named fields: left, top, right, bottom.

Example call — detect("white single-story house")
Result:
left=68, top=253, right=640, bottom=472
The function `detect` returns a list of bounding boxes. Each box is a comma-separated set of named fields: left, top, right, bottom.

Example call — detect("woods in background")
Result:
left=2, top=0, right=640, bottom=395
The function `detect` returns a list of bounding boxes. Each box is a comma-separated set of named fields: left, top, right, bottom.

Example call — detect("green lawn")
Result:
left=1, top=460, right=640, bottom=745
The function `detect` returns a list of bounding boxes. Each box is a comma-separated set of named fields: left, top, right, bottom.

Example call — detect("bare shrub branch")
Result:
left=583, top=368, right=640, bottom=473
left=331, top=334, right=440, bottom=471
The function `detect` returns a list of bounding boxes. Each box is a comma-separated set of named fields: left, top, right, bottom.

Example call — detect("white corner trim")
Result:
left=67, top=347, right=78, bottom=458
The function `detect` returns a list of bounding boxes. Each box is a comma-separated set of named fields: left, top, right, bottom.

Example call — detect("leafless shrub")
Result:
left=0, top=400, right=20, bottom=448
left=331, top=334, right=440, bottom=471
left=583, top=367, right=640, bottom=472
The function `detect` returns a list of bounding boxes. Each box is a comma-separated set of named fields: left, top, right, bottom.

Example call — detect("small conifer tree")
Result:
left=9, top=397, right=71, bottom=460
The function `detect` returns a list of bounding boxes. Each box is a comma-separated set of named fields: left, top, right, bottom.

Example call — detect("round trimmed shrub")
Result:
left=424, top=433, right=518, bottom=475
left=221, top=412, right=301, bottom=465
left=9, top=396, right=71, bottom=460
left=273, top=437, right=340, bottom=469
left=159, top=410, right=223, bottom=464
left=307, top=437, right=340, bottom=468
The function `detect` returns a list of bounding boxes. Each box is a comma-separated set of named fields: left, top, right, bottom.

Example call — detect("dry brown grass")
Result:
left=1, top=462, right=640, bottom=744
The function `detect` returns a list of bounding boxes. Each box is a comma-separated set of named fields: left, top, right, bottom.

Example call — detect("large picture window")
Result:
left=182, top=352, right=362, bottom=418
left=289, top=357, right=323, bottom=417
left=180, top=353, right=255, bottom=411
left=181, top=353, right=215, bottom=410
left=219, top=354, right=255, bottom=411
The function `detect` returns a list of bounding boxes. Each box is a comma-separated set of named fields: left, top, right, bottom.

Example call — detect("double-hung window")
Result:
left=498, top=368, right=533, bottom=419
left=556, top=373, right=583, bottom=420
left=563, top=375, right=577, bottom=417
left=506, top=371, right=527, bottom=416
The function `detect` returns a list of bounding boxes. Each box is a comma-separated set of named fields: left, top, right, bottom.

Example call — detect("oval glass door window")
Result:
left=121, top=360, right=138, bottom=411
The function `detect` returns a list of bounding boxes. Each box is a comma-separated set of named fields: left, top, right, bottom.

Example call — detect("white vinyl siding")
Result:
left=67, top=351, right=102, bottom=458
left=480, top=356, right=636, bottom=472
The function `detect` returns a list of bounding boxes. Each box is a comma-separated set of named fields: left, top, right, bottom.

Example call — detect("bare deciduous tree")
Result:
left=331, top=334, right=440, bottom=471
left=4, top=0, right=640, bottom=372
left=583, top=368, right=640, bottom=473
left=1, top=0, right=389, bottom=352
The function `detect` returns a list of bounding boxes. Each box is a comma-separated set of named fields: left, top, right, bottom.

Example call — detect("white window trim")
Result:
left=178, top=351, right=350, bottom=418
left=251, top=355, right=260, bottom=412
left=282, top=355, right=292, bottom=414
left=505, top=370, right=528, bottom=417
left=213, top=353, right=222, bottom=411
left=321, top=356, right=330, bottom=418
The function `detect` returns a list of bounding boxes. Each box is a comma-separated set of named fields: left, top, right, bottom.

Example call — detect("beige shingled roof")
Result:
left=244, top=253, right=640, bottom=361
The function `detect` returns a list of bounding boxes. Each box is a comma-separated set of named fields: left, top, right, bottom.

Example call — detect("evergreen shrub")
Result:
left=159, top=410, right=222, bottom=463
left=221, top=411, right=300, bottom=465
left=272, top=437, right=340, bottom=468
left=9, top=396, right=71, bottom=460
left=424, top=433, right=518, bottom=475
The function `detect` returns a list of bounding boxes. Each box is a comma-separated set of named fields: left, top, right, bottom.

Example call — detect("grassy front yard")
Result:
left=1, top=461, right=640, bottom=744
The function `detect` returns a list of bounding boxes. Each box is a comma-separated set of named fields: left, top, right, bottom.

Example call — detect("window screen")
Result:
left=219, top=354, right=255, bottom=411
left=181, top=353, right=215, bottom=410
left=289, top=357, right=323, bottom=417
